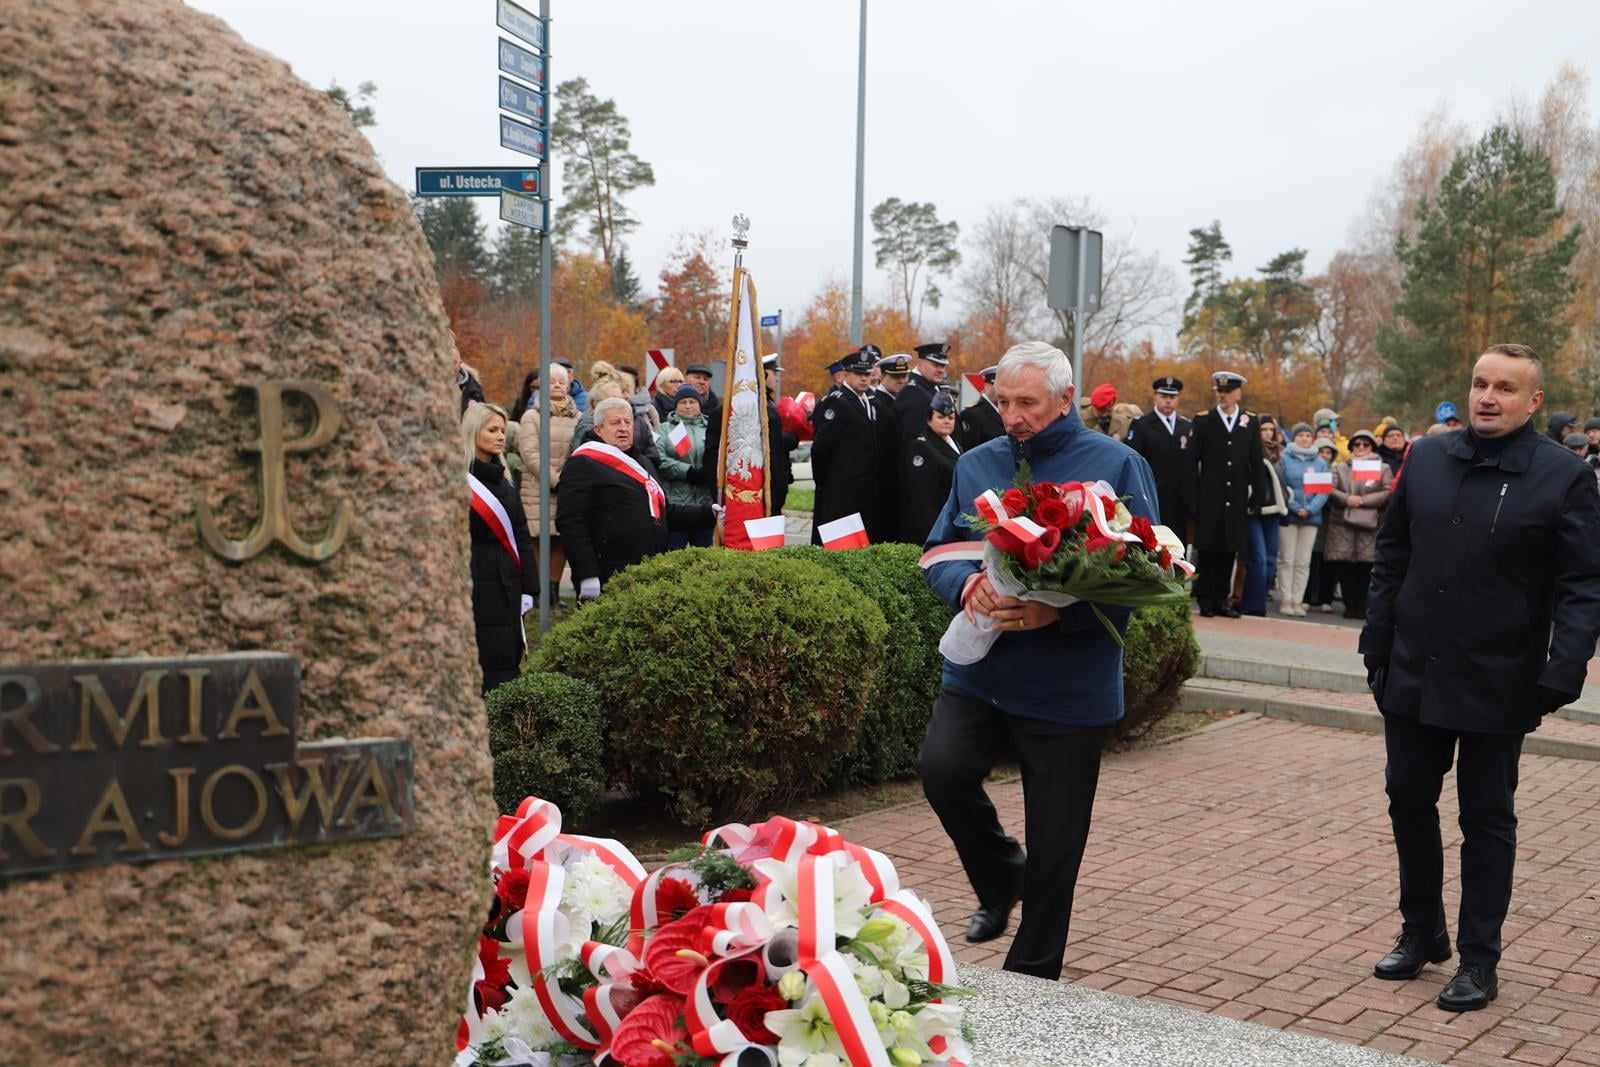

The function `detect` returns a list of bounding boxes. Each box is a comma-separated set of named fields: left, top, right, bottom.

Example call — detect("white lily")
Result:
left=767, top=993, right=843, bottom=1062
left=754, top=853, right=874, bottom=939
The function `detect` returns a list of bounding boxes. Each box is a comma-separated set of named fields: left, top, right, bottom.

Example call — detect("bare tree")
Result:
left=960, top=202, right=1042, bottom=356
left=1308, top=251, right=1391, bottom=411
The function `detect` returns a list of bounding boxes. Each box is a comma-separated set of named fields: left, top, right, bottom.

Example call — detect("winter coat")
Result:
left=811, top=386, right=900, bottom=544
left=570, top=407, right=660, bottom=466
left=1186, top=407, right=1265, bottom=552
left=955, top=397, right=1004, bottom=453
left=457, top=368, right=485, bottom=414
left=468, top=457, right=535, bottom=692
left=654, top=412, right=713, bottom=507
left=893, top=374, right=939, bottom=445
left=899, top=430, right=961, bottom=543
left=1249, top=448, right=1289, bottom=518
left=568, top=378, right=589, bottom=414
left=1361, top=424, right=1600, bottom=734
left=1125, top=410, right=1194, bottom=531
left=1279, top=447, right=1330, bottom=526
left=924, top=407, right=1160, bottom=725
left=1323, top=460, right=1393, bottom=563
left=555, top=433, right=716, bottom=586
left=631, top=390, right=661, bottom=435
left=516, top=400, right=580, bottom=532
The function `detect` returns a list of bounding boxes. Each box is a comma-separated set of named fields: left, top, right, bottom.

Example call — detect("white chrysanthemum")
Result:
left=563, top=853, right=633, bottom=927
left=500, top=983, right=562, bottom=1050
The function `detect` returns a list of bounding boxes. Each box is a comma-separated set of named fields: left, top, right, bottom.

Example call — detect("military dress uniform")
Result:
left=1124, top=377, right=1192, bottom=530
left=900, top=393, right=962, bottom=542
left=956, top=365, right=1003, bottom=451
left=893, top=342, right=950, bottom=445
left=1185, top=372, right=1264, bottom=616
left=811, top=347, right=900, bottom=544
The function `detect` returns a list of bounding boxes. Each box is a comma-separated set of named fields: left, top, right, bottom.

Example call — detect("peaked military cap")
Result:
left=827, top=358, right=847, bottom=375
left=1153, top=376, right=1183, bottom=395
left=762, top=352, right=784, bottom=372
left=1211, top=370, right=1247, bottom=391
left=840, top=347, right=878, bottom=374
left=876, top=352, right=913, bottom=375
left=914, top=342, right=951, bottom=365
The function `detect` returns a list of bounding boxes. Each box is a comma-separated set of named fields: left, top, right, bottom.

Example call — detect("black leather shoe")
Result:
left=1218, top=605, right=1241, bottom=619
left=1437, top=963, right=1497, bottom=1011
left=1198, top=609, right=1216, bottom=617
left=1373, top=931, right=1452, bottom=980
left=965, top=899, right=1017, bottom=943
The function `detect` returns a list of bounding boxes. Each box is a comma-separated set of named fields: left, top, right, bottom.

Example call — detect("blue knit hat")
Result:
left=674, top=384, right=701, bottom=404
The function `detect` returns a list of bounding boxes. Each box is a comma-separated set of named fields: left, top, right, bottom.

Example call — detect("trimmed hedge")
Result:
left=532, top=548, right=886, bottom=825
left=773, top=544, right=948, bottom=785
left=1117, top=601, right=1201, bottom=740
left=485, top=671, right=607, bottom=820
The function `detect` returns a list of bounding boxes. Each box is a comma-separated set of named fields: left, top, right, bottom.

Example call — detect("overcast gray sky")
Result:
left=188, top=0, right=1600, bottom=340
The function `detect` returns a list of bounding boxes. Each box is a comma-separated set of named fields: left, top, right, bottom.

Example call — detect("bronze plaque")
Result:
left=0, top=653, right=413, bottom=879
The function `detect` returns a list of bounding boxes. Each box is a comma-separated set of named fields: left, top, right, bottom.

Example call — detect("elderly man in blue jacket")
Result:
left=920, top=340, right=1160, bottom=980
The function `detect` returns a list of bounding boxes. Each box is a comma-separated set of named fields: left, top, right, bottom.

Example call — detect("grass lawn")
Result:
left=784, top=486, right=814, bottom=512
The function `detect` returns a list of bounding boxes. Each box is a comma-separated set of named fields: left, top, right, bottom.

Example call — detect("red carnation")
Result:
left=609, top=993, right=687, bottom=1067
left=495, top=868, right=531, bottom=911
left=725, top=983, right=788, bottom=1044
left=1032, top=481, right=1063, bottom=502
left=1035, top=498, right=1072, bottom=532
left=473, top=935, right=513, bottom=1014
left=655, top=876, right=701, bottom=921
left=1129, top=515, right=1159, bottom=551
left=1001, top=487, right=1029, bottom=515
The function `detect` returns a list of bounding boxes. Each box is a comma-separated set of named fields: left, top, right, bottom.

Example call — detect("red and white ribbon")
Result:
left=492, top=796, right=562, bottom=872
left=469, top=471, right=521, bottom=566
left=918, top=541, right=987, bottom=568
left=571, top=441, right=667, bottom=519
left=1083, top=490, right=1143, bottom=544
left=995, top=515, right=1048, bottom=545
left=974, top=489, right=1009, bottom=524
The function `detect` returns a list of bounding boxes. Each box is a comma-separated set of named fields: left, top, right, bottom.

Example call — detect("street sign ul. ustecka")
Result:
left=415, top=167, right=539, bottom=198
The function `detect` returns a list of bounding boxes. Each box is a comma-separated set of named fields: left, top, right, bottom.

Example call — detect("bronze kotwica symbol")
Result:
left=197, top=381, right=351, bottom=562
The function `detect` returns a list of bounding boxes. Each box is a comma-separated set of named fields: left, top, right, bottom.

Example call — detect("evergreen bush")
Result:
left=1117, top=601, right=1201, bottom=740
left=533, top=548, right=886, bottom=824
left=485, top=671, right=607, bottom=820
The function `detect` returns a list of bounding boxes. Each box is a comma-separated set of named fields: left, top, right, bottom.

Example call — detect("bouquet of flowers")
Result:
left=921, top=463, right=1195, bottom=663
left=458, top=797, right=976, bottom=1067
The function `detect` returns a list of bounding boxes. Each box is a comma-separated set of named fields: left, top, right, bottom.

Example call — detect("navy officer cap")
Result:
left=1211, top=370, right=1247, bottom=391
left=840, top=347, right=878, bottom=373
left=1153, top=376, right=1183, bottom=395
left=876, top=352, right=913, bottom=375
left=914, top=341, right=951, bottom=365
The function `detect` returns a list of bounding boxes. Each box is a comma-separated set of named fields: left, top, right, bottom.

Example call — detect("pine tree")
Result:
left=869, top=198, right=961, bottom=329
left=1378, top=125, right=1581, bottom=411
left=413, top=197, right=490, bottom=281
left=491, top=224, right=543, bottom=301
left=1181, top=220, right=1232, bottom=332
left=552, top=77, right=655, bottom=279
left=610, top=245, right=641, bottom=307
left=325, top=80, right=377, bottom=128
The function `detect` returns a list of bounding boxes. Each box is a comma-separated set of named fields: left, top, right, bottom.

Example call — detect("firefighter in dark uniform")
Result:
left=956, top=365, right=1004, bottom=451
left=876, top=352, right=913, bottom=399
left=893, top=342, right=951, bottom=445
left=1124, top=376, right=1193, bottom=530
left=1186, top=371, right=1264, bottom=617
left=900, top=390, right=963, bottom=542
left=811, top=345, right=899, bottom=544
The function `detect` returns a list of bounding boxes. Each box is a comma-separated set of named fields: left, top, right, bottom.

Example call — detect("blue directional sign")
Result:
left=760, top=313, right=781, bottom=328
left=498, top=37, right=546, bottom=91
left=499, top=114, right=547, bottom=160
left=415, top=167, right=540, bottom=198
left=496, top=0, right=546, bottom=51
left=498, top=77, right=547, bottom=126
left=500, top=189, right=547, bottom=233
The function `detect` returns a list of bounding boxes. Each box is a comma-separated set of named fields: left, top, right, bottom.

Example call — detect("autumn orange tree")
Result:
left=650, top=233, right=728, bottom=369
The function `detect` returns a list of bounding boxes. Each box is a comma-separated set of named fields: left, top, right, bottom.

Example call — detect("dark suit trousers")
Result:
left=1382, top=712, right=1524, bottom=966
left=919, top=686, right=1106, bottom=980
left=1195, top=550, right=1236, bottom=612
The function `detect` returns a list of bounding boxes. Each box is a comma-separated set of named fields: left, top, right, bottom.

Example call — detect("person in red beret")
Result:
left=1079, top=383, right=1119, bottom=435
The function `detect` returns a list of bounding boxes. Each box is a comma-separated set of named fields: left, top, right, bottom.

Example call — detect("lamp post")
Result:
left=849, top=0, right=866, bottom=347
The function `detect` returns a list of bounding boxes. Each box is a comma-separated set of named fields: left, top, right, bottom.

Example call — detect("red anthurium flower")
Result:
left=643, top=905, right=716, bottom=994
left=474, top=936, right=513, bottom=1014
left=1032, top=481, right=1063, bottom=502
left=609, top=993, right=687, bottom=1067
left=1035, top=498, right=1071, bottom=532
left=495, top=868, right=531, bottom=911
left=726, top=983, right=788, bottom=1044
left=986, top=524, right=1027, bottom=557
left=1000, top=487, right=1029, bottom=515
left=654, top=876, right=701, bottom=921
left=1128, top=515, right=1159, bottom=551
left=1059, top=486, right=1085, bottom=528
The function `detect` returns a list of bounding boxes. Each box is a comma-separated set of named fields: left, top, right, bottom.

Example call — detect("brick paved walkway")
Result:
left=833, top=715, right=1600, bottom=1065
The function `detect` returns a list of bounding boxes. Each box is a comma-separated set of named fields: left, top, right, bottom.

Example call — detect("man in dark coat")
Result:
left=556, top=397, right=716, bottom=598
left=1360, top=343, right=1600, bottom=1012
left=899, top=390, right=962, bottom=542
left=892, top=342, right=950, bottom=445
left=810, top=345, right=899, bottom=543
left=762, top=353, right=796, bottom=514
left=956, top=365, right=1004, bottom=452
left=685, top=362, right=722, bottom=418
left=1124, top=376, right=1192, bottom=530
left=1185, top=371, right=1264, bottom=617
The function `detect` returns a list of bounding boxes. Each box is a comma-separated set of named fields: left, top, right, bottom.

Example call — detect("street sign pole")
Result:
left=1072, top=232, right=1088, bottom=392
left=777, top=310, right=783, bottom=365
left=1046, top=224, right=1104, bottom=394
left=536, top=0, right=554, bottom=636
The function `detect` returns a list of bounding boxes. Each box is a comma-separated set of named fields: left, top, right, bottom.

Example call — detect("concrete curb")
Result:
left=1181, top=679, right=1600, bottom=762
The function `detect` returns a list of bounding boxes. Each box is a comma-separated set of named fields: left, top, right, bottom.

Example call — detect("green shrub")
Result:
left=532, top=548, right=887, bottom=825
left=1117, top=601, right=1201, bottom=740
left=774, top=544, right=948, bottom=784
left=485, top=671, right=607, bottom=820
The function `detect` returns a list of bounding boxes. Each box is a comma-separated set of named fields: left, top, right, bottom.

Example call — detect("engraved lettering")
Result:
left=267, top=755, right=355, bottom=833
left=71, top=777, right=150, bottom=855
left=178, top=668, right=210, bottom=743
left=0, top=778, right=54, bottom=859
left=71, top=670, right=169, bottom=751
left=218, top=667, right=289, bottom=740
left=337, top=753, right=399, bottom=828
left=199, top=764, right=268, bottom=841
left=157, top=768, right=195, bottom=847
left=0, top=675, right=60, bottom=756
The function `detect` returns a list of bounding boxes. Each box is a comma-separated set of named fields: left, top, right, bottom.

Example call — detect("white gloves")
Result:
left=520, top=594, right=534, bottom=616
left=578, top=578, right=601, bottom=601
left=711, top=503, right=725, bottom=522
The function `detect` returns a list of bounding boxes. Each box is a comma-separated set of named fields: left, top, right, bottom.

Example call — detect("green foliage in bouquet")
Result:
left=486, top=671, right=607, bottom=819
left=774, top=544, right=948, bottom=785
left=533, top=549, right=886, bottom=825
left=1117, top=601, right=1202, bottom=740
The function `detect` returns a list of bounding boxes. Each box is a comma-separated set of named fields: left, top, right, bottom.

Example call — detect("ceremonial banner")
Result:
left=818, top=513, right=869, bottom=550
left=716, top=267, right=770, bottom=549
left=644, top=348, right=674, bottom=393
left=1352, top=458, right=1383, bottom=482
left=743, top=514, right=786, bottom=551
left=1303, top=470, right=1333, bottom=494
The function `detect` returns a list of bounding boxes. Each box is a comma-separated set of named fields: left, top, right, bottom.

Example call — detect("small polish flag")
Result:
left=818, top=513, right=869, bottom=550
left=667, top=421, right=692, bottom=458
left=1303, top=470, right=1333, bottom=494
left=964, top=372, right=987, bottom=394
left=1352, top=458, right=1383, bottom=482
left=744, top=515, right=786, bottom=551
left=645, top=348, right=674, bottom=393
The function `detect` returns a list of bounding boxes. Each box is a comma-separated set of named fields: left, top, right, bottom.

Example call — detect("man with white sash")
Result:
left=556, top=397, right=717, bottom=600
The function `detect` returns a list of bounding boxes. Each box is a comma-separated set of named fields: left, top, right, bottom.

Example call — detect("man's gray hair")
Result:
left=996, top=341, right=1074, bottom=396
left=593, top=395, right=633, bottom=424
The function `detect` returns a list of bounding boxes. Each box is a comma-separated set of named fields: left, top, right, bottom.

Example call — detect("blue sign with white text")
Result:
left=496, top=0, right=545, bottom=51
left=498, top=37, right=546, bottom=90
left=415, top=167, right=541, bottom=198
left=760, top=314, right=781, bottom=328
left=498, top=77, right=547, bottom=126
left=499, top=115, right=547, bottom=160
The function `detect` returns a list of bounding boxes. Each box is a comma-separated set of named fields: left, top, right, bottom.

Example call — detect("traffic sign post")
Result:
left=497, top=37, right=546, bottom=90
left=496, top=0, right=546, bottom=51
left=414, top=166, right=539, bottom=198
left=499, top=114, right=547, bottom=160
left=1046, top=225, right=1104, bottom=392
left=498, top=77, right=547, bottom=126
left=760, top=311, right=782, bottom=365
left=499, top=189, right=547, bottom=232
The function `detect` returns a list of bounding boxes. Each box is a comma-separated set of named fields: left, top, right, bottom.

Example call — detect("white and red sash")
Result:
left=571, top=442, right=667, bottom=519
left=468, top=471, right=520, bottom=565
